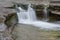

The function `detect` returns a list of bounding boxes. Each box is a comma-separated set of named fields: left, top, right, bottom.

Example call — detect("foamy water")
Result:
left=19, top=20, right=60, bottom=30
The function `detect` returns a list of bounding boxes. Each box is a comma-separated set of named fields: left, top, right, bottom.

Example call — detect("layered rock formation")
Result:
left=0, top=8, right=17, bottom=40
left=49, top=0, right=60, bottom=15
left=0, top=0, right=50, bottom=7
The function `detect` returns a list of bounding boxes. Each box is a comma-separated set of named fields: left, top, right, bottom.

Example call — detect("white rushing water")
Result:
left=16, top=4, right=60, bottom=30
left=17, top=4, right=37, bottom=23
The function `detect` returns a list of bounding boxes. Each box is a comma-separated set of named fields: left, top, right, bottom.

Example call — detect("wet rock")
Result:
left=0, top=7, right=17, bottom=31
left=0, top=8, right=17, bottom=40
left=5, top=13, right=18, bottom=28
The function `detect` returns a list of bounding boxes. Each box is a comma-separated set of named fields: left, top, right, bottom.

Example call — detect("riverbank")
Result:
left=13, top=24, right=60, bottom=40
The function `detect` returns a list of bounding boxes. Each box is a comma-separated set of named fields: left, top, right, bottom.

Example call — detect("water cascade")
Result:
left=16, top=4, right=37, bottom=23
left=16, top=4, right=60, bottom=30
left=43, top=6, right=49, bottom=21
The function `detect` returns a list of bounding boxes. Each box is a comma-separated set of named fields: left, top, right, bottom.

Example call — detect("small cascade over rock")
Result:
left=42, top=4, right=49, bottom=21
left=43, top=6, right=49, bottom=21
left=16, top=3, right=60, bottom=30
left=16, top=4, right=37, bottom=23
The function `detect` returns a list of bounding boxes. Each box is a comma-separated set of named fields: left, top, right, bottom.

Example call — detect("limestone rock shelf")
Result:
left=51, top=11, right=60, bottom=15
left=0, top=7, right=17, bottom=40
left=50, top=0, right=60, bottom=6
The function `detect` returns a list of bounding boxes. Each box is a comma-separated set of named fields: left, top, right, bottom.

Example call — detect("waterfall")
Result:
left=17, top=4, right=37, bottom=23
left=16, top=4, right=60, bottom=30
left=43, top=7, right=48, bottom=21
left=27, top=4, right=37, bottom=21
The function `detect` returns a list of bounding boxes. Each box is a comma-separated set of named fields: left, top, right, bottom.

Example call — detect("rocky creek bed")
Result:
left=13, top=24, right=60, bottom=40
left=0, top=5, right=60, bottom=40
left=0, top=11, right=60, bottom=40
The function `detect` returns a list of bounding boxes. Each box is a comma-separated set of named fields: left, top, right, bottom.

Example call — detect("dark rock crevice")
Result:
left=4, top=13, right=18, bottom=29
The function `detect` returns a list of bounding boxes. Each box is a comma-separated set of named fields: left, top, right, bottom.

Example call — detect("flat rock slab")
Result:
left=51, top=11, right=60, bottom=15
left=13, top=24, right=60, bottom=40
